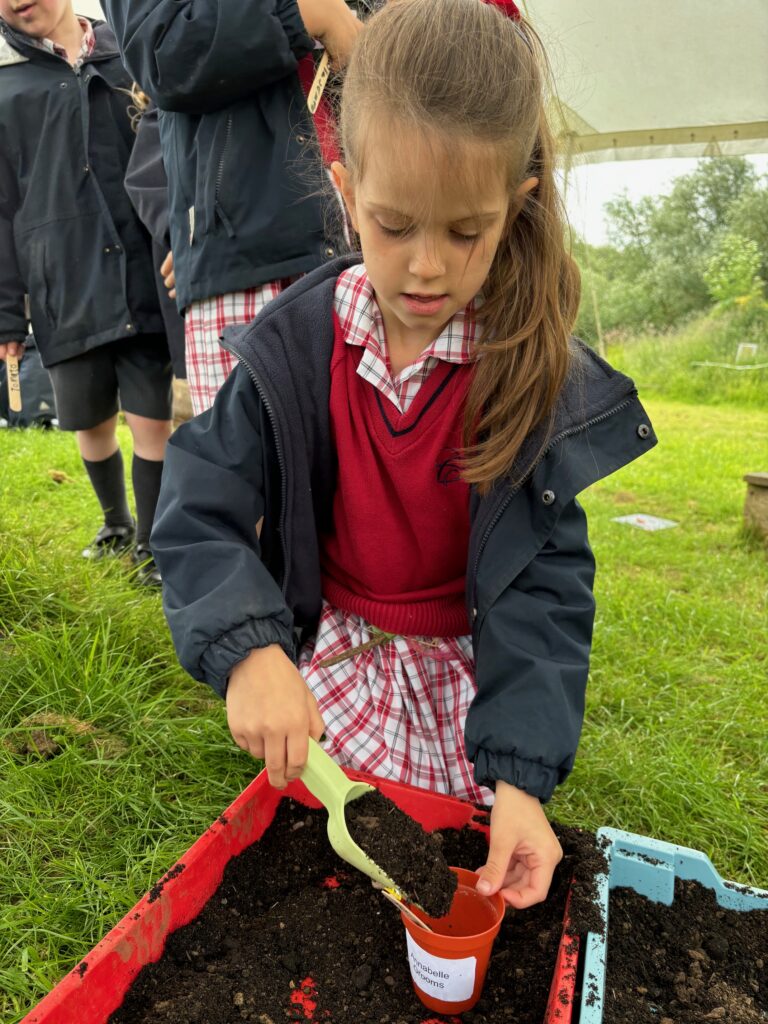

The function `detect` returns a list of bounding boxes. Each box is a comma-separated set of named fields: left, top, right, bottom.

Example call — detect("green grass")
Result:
left=606, top=306, right=768, bottom=408
left=1, top=402, right=767, bottom=1022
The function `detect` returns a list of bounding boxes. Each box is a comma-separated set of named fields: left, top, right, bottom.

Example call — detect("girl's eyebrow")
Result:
left=367, top=203, right=501, bottom=225
left=452, top=212, right=502, bottom=227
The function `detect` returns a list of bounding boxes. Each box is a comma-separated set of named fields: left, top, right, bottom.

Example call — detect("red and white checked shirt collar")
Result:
left=334, top=264, right=481, bottom=414
left=31, top=16, right=94, bottom=68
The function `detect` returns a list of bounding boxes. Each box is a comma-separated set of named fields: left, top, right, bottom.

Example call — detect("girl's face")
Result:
left=333, top=121, right=536, bottom=351
left=0, top=0, right=72, bottom=38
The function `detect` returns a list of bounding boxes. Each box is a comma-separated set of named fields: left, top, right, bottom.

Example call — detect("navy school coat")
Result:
left=0, top=20, right=163, bottom=366
left=103, top=0, right=339, bottom=312
left=151, top=258, right=658, bottom=801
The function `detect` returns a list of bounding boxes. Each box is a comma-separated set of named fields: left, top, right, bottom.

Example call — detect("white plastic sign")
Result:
left=612, top=513, right=679, bottom=531
left=405, top=932, right=477, bottom=1002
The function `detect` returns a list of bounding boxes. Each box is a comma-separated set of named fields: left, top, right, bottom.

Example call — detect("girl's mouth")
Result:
left=401, top=293, right=449, bottom=316
left=15, top=2, right=36, bottom=14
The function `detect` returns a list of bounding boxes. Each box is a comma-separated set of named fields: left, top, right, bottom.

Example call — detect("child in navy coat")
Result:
left=0, top=0, right=172, bottom=584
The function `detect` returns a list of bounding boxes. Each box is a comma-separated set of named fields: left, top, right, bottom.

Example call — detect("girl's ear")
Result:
left=516, top=176, right=539, bottom=200
left=331, top=161, right=360, bottom=233
left=507, top=175, right=539, bottom=222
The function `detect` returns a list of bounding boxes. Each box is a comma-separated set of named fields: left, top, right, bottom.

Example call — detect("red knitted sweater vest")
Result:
left=321, top=314, right=473, bottom=637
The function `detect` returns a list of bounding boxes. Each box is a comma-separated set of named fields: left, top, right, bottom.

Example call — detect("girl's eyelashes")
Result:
left=375, top=221, right=480, bottom=244
left=377, top=222, right=414, bottom=238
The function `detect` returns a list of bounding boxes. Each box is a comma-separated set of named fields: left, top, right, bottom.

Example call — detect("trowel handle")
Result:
left=301, top=737, right=352, bottom=810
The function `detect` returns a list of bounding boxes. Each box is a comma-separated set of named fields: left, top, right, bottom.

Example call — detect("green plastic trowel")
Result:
left=301, top=738, right=406, bottom=897
left=300, top=740, right=437, bottom=930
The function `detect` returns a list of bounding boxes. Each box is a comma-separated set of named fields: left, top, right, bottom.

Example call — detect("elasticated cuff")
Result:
left=0, top=324, right=28, bottom=347
left=198, top=617, right=296, bottom=697
left=472, top=748, right=566, bottom=803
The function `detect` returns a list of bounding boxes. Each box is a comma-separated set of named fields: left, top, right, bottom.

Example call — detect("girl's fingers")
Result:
left=502, top=862, right=553, bottom=909
left=502, top=860, right=529, bottom=888
left=0, top=341, right=22, bottom=360
left=477, top=830, right=516, bottom=895
left=264, top=734, right=288, bottom=789
left=285, top=730, right=309, bottom=782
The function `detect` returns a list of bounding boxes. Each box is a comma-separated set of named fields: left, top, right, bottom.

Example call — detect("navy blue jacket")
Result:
left=0, top=20, right=163, bottom=367
left=151, top=258, right=657, bottom=801
left=124, top=105, right=187, bottom=378
left=103, top=0, right=338, bottom=312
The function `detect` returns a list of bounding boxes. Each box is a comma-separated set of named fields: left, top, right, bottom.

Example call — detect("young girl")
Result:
left=151, top=0, right=656, bottom=909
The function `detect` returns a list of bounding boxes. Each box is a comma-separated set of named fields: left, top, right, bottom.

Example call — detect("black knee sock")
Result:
left=132, top=454, right=165, bottom=547
left=82, top=450, right=133, bottom=529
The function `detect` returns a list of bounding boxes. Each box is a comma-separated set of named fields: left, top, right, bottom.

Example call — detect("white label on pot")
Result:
left=405, top=932, right=476, bottom=1002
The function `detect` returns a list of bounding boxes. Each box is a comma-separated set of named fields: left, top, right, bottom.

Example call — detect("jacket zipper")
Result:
left=230, top=350, right=291, bottom=595
left=472, top=396, right=635, bottom=582
left=214, top=114, right=233, bottom=206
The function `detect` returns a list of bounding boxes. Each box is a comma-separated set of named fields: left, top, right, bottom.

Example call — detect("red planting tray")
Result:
left=20, top=769, right=579, bottom=1024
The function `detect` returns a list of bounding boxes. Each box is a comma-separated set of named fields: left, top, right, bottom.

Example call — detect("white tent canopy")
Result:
left=78, top=0, right=768, bottom=165
left=524, top=0, right=768, bottom=164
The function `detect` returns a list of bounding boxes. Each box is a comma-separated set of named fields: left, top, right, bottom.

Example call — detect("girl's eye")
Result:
left=377, top=222, right=414, bottom=238
left=451, top=231, right=479, bottom=244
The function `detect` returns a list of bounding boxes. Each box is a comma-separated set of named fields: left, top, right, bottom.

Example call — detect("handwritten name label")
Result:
left=405, top=932, right=476, bottom=1002
left=7, top=354, right=21, bottom=412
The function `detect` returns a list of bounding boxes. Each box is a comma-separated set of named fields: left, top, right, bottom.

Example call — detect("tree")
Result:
left=703, top=234, right=763, bottom=305
left=580, top=157, right=765, bottom=333
left=726, top=183, right=768, bottom=284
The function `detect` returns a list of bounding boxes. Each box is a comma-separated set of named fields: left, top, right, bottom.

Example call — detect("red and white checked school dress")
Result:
left=298, top=265, right=493, bottom=804
left=185, top=281, right=297, bottom=415
left=184, top=52, right=341, bottom=416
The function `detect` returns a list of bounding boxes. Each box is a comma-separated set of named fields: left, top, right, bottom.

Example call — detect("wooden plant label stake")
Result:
left=7, top=353, right=21, bottom=413
left=380, top=889, right=435, bottom=932
left=307, top=50, right=331, bottom=114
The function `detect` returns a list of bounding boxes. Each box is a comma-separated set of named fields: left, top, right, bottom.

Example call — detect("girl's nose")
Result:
left=408, top=237, right=446, bottom=280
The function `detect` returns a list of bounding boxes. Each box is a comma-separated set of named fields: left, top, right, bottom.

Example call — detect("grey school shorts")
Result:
left=48, top=333, right=173, bottom=431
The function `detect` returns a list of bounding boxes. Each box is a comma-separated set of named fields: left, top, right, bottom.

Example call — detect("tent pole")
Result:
left=561, top=134, right=607, bottom=360
left=588, top=267, right=606, bottom=359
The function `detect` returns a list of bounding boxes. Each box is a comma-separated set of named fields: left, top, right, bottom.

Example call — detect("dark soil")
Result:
left=345, top=790, right=457, bottom=917
left=108, top=799, right=604, bottom=1024
left=603, top=878, right=768, bottom=1024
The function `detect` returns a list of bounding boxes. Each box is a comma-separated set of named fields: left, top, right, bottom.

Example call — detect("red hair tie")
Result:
left=485, top=0, right=522, bottom=21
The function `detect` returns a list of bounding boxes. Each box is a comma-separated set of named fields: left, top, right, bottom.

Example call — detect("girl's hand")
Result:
left=226, top=644, right=325, bottom=789
left=160, top=251, right=176, bottom=300
left=0, top=341, right=23, bottom=363
left=298, top=0, right=362, bottom=68
left=476, top=780, right=563, bottom=909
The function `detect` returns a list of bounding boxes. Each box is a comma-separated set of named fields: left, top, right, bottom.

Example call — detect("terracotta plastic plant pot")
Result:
left=401, top=866, right=505, bottom=1014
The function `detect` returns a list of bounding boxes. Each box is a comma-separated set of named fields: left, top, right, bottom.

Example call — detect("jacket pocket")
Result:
left=27, top=242, right=56, bottom=327
left=19, top=217, right=124, bottom=342
left=198, top=112, right=236, bottom=237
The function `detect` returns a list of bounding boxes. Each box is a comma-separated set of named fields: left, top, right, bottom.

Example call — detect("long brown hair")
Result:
left=127, top=82, right=151, bottom=133
left=339, top=0, right=580, bottom=492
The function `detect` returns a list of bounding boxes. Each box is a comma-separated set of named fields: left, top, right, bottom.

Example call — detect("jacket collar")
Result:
left=0, top=17, right=117, bottom=64
left=0, top=23, right=28, bottom=65
left=230, top=253, right=640, bottom=464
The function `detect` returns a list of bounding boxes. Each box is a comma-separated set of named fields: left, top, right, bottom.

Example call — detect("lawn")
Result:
left=1, top=398, right=766, bottom=1022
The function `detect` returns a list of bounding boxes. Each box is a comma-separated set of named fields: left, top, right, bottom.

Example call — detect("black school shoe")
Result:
left=82, top=522, right=135, bottom=560
left=131, top=543, right=162, bottom=587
